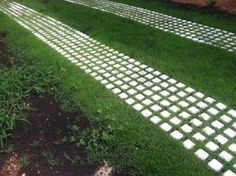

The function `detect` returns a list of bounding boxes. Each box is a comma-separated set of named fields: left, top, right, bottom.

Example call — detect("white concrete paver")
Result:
left=65, top=0, right=236, bottom=53
left=0, top=1, right=235, bottom=175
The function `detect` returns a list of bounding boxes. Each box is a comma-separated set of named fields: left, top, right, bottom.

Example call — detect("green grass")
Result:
left=15, top=0, right=236, bottom=109
left=0, top=9, right=221, bottom=176
left=0, top=45, right=57, bottom=148
left=42, top=151, right=59, bottom=166
left=19, top=154, right=31, bottom=167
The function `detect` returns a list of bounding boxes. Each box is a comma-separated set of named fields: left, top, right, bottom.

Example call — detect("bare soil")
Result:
left=0, top=94, right=103, bottom=176
left=171, top=0, right=208, bottom=7
left=170, top=0, right=236, bottom=14
left=215, top=0, right=236, bottom=14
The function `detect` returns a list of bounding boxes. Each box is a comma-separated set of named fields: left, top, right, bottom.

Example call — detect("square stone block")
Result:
left=160, top=123, right=172, bottom=132
left=195, top=149, right=209, bottom=160
left=183, top=139, right=195, bottom=150
left=206, top=141, right=219, bottom=152
left=150, top=116, right=161, bottom=124
left=208, top=159, right=223, bottom=172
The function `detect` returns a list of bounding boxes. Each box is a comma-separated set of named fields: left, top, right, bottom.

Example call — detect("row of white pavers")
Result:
left=65, top=0, right=236, bottom=53
left=0, top=1, right=235, bottom=176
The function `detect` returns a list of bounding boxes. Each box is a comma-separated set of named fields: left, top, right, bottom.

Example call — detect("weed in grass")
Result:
left=19, top=155, right=31, bottom=167
left=0, top=144, right=13, bottom=154
left=64, top=152, right=81, bottom=166
left=29, top=140, right=40, bottom=152
left=42, top=151, right=59, bottom=167
left=63, top=120, right=115, bottom=165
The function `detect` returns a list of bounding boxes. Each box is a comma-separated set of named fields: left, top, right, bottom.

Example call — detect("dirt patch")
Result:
left=0, top=94, right=105, bottom=176
left=0, top=32, right=16, bottom=67
left=169, top=0, right=236, bottom=14
left=171, top=0, right=209, bottom=7
left=215, top=0, right=236, bottom=14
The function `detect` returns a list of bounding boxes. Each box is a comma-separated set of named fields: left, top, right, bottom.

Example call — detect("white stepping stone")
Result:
left=208, top=108, right=219, bottom=115
left=112, top=88, right=121, bottom=94
left=197, top=102, right=208, bottom=109
left=141, top=109, right=152, bottom=118
left=169, top=105, right=180, bottom=113
left=143, top=90, right=153, bottom=96
left=160, top=123, right=172, bottom=132
left=185, top=87, right=195, bottom=93
left=133, top=103, right=143, bottom=111
left=224, top=128, right=236, bottom=138
left=208, top=159, right=223, bottom=172
left=200, top=113, right=211, bottom=121
left=135, top=94, right=145, bottom=100
left=125, top=98, right=135, bottom=105
left=195, top=149, right=208, bottom=160
left=160, top=100, right=171, bottom=107
left=220, top=115, right=232, bottom=123
left=216, top=103, right=227, bottom=110
left=160, top=90, right=170, bottom=97
left=181, top=124, right=192, bottom=133
left=228, top=144, right=236, bottom=153
left=136, top=85, right=145, bottom=91
left=228, top=109, right=236, bottom=117
left=179, top=112, right=191, bottom=119
left=168, top=86, right=177, bottom=93
left=151, top=104, right=162, bottom=112
left=191, top=118, right=202, bottom=127
left=183, top=139, right=195, bottom=150
left=206, top=141, right=219, bottom=151
left=178, top=101, right=189, bottom=108
left=223, top=170, right=236, bottom=176
left=205, top=97, right=215, bottom=104
left=193, top=133, right=206, bottom=141
left=169, top=95, right=179, bottom=102
left=170, top=130, right=183, bottom=140
left=142, top=99, right=153, bottom=106
left=119, top=92, right=128, bottom=99
left=176, top=83, right=185, bottom=88
left=188, top=106, right=199, bottom=114
left=195, top=92, right=204, bottom=99
left=150, top=116, right=161, bottom=124
left=211, top=120, right=224, bottom=129
left=170, top=117, right=181, bottom=125
left=177, top=91, right=187, bottom=98
left=152, top=95, right=161, bottom=101
left=219, top=151, right=233, bottom=162
left=160, top=110, right=171, bottom=118
left=215, top=135, right=228, bottom=145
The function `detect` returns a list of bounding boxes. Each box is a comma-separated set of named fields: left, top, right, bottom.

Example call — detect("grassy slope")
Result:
left=16, top=0, right=236, bottom=109
left=0, top=10, right=219, bottom=176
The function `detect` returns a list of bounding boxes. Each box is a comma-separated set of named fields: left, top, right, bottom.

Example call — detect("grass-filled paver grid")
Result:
left=65, top=0, right=236, bottom=53
left=0, top=1, right=235, bottom=176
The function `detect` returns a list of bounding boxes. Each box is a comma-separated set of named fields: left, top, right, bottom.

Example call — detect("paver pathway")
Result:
left=0, top=1, right=235, bottom=175
left=65, top=0, right=236, bottom=53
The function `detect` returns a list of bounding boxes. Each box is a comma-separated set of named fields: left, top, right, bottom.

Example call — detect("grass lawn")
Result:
left=0, top=0, right=235, bottom=175
left=16, top=0, right=236, bottom=108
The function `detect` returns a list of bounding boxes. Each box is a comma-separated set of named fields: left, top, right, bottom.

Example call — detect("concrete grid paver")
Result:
left=65, top=0, right=236, bottom=53
left=0, top=1, right=235, bottom=175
